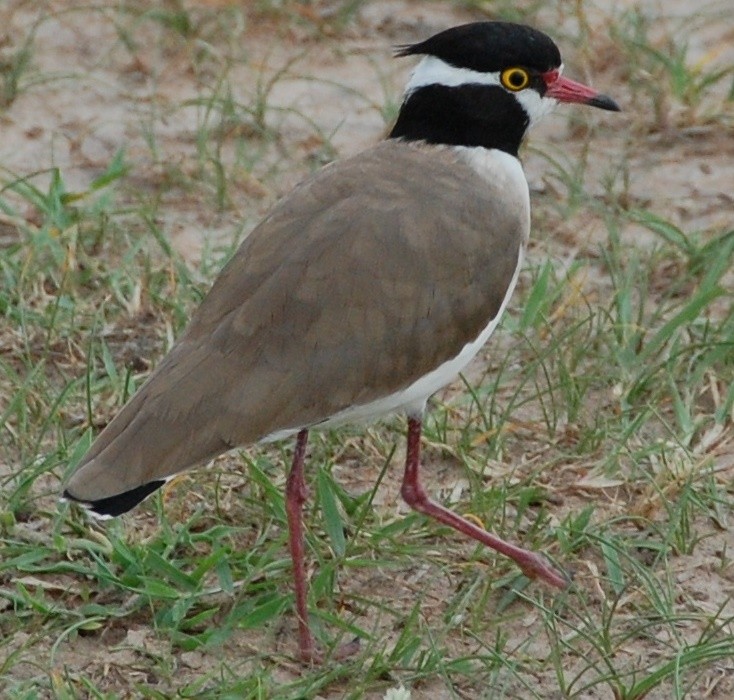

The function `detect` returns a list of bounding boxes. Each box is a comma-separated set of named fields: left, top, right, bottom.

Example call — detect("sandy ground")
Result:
left=1, top=0, right=732, bottom=697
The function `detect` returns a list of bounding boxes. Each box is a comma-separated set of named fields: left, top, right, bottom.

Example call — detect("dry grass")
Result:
left=1, top=0, right=732, bottom=698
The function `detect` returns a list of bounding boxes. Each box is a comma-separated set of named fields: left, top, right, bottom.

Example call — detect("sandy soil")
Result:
left=1, top=0, right=732, bottom=697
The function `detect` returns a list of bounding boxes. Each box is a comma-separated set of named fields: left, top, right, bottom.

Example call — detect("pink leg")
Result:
left=285, top=429, right=315, bottom=661
left=284, top=429, right=362, bottom=663
left=400, top=417, right=569, bottom=589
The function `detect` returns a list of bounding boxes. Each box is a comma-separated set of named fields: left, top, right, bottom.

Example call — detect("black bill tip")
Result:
left=587, top=93, right=621, bottom=112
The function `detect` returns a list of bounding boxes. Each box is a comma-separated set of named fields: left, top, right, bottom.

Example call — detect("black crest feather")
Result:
left=395, top=22, right=561, bottom=73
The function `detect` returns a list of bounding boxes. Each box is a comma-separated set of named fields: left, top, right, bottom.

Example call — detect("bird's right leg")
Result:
left=284, top=429, right=361, bottom=663
left=285, top=429, right=316, bottom=662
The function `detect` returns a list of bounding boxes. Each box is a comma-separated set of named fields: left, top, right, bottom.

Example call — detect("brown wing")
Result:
left=65, top=141, right=527, bottom=502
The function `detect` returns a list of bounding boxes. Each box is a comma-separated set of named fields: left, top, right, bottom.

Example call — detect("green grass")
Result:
left=1, top=1, right=733, bottom=698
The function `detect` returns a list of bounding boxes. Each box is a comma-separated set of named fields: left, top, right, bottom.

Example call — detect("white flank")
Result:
left=264, top=146, right=530, bottom=441
left=269, top=245, right=524, bottom=438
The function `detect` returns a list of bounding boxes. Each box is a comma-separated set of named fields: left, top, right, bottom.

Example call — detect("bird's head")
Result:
left=390, top=22, right=619, bottom=155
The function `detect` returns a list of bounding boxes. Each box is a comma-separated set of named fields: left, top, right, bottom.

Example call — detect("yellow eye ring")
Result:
left=501, top=67, right=530, bottom=91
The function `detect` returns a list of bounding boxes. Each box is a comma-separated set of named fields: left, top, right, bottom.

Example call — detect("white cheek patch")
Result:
left=515, top=89, right=558, bottom=126
left=406, top=56, right=502, bottom=94
left=517, top=61, right=563, bottom=126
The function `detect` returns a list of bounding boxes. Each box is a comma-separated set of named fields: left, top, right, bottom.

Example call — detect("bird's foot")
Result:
left=517, top=551, right=571, bottom=589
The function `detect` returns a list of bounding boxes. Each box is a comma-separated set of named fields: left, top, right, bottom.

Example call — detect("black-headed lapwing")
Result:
left=63, top=21, right=620, bottom=661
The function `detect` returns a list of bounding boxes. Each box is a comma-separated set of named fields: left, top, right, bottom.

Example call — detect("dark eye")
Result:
left=501, top=67, right=530, bottom=91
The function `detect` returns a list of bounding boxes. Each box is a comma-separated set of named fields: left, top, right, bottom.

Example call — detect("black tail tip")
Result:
left=62, top=480, right=166, bottom=518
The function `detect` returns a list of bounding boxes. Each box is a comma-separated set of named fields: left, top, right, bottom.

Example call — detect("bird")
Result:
left=62, top=21, right=619, bottom=662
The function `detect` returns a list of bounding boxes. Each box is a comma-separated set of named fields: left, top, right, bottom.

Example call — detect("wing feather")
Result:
left=64, top=141, right=528, bottom=502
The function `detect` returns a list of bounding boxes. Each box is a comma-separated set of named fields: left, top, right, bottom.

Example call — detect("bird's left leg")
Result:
left=400, top=416, right=569, bottom=589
